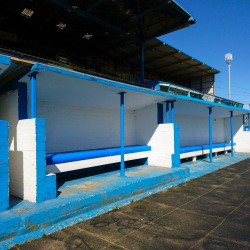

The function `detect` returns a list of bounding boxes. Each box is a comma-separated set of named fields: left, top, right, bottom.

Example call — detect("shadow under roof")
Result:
left=101, top=37, right=220, bottom=82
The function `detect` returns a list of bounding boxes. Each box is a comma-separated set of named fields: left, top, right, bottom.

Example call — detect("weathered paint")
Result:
left=0, top=120, right=9, bottom=212
left=1, top=152, right=250, bottom=249
left=172, top=124, right=180, bottom=167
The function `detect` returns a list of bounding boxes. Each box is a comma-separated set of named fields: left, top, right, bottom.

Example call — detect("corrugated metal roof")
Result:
left=101, top=37, right=220, bottom=82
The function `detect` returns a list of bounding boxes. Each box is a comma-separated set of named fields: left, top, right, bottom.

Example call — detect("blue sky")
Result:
left=160, top=0, right=250, bottom=108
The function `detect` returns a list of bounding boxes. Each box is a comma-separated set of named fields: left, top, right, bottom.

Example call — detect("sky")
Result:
left=160, top=0, right=250, bottom=109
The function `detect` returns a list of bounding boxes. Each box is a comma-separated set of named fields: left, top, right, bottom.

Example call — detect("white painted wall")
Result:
left=135, top=104, right=176, bottom=167
left=180, top=75, right=215, bottom=94
left=175, top=114, right=225, bottom=147
left=16, top=118, right=56, bottom=203
left=0, top=91, right=56, bottom=202
left=225, top=114, right=250, bottom=152
left=37, top=102, right=137, bottom=153
left=16, top=119, right=40, bottom=202
left=0, top=90, right=20, bottom=198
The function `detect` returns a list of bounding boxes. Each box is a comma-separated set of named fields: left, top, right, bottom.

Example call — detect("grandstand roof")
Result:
left=0, top=0, right=195, bottom=56
left=101, top=38, right=220, bottom=81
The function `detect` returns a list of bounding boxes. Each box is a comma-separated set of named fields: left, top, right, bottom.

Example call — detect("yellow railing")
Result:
left=0, top=47, right=143, bottom=86
left=114, top=71, right=134, bottom=82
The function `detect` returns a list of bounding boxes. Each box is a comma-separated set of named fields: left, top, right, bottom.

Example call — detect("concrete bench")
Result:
left=180, top=142, right=236, bottom=161
left=46, top=145, right=151, bottom=174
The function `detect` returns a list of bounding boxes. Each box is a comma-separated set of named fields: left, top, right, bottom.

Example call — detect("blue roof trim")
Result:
left=30, top=63, right=249, bottom=113
left=171, top=0, right=193, bottom=19
left=0, top=54, right=11, bottom=65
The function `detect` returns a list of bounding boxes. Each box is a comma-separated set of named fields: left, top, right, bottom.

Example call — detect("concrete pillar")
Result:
left=16, top=118, right=56, bottom=203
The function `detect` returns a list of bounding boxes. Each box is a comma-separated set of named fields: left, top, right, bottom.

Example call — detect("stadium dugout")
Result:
left=0, top=0, right=249, bottom=211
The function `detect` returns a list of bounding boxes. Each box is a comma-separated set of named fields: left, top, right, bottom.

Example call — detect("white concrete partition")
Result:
left=225, top=115, right=250, bottom=153
left=136, top=104, right=180, bottom=168
left=16, top=118, right=56, bottom=203
left=147, top=123, right=178, bottom=167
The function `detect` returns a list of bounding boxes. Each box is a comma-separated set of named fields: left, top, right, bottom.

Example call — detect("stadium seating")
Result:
left=180, top=142, right=236, bottom=161
left=46, top=145, right=151, bottom=174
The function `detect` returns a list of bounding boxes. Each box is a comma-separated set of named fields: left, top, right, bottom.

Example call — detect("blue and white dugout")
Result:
left=0, top=54, right=250, bottom=205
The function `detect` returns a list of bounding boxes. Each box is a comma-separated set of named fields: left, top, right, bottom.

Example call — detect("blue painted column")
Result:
left=231, top=111, right=234, bottom=157
left=209, top=107, right=212, bottom=163
left=157, top=103, right=163, bottom=124
left=165, top=101, right=169, bottom=123
left=171, top=101, right=175, bottom=124
left=243, top=115, right=245, bottom=131
left=119, top=92, right=126, bottom=177
left=247, top=114, right=250, bottom=131
left=140, top=42, right=144, bottom=84
left=0, top=120, right=9, bottom=212
left=30, top=73, right=37, bottom=118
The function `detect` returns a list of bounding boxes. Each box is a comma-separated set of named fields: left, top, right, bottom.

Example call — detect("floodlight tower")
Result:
left=225, top=53, right=233, bottom=100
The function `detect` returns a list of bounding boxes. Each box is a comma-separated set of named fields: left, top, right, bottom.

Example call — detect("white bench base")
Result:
left=46, top=151, right=151, bottom=174
left=180, top=147, right=235, bottom=160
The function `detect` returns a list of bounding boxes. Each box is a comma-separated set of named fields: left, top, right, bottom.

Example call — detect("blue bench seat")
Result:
left=46, top=145, right=151, bottom=165
left=180, top=142, right=236, bottom=155
left=180, top=146, right=202, bottom=154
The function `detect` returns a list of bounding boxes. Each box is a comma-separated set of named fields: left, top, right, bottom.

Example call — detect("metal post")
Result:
left=157, top=104, right=163, bottom=124
left=30, top=73, right=37, bottom=118
left=119, top=92, right=126, bottom=177
left=209, top=107, right=212, bottom=163
left=140, top=42, right=144, bottom=84
left=247, top=114, right=250, bottom=131
left=231, top=111, right=234, bottom=157
left=243, top=115, right=245, bottom=131
left=171, top=101, right=174, bottom=124
left=228, top=63, right=231, bottom=100
left=165, top=101, right=169, bottom=123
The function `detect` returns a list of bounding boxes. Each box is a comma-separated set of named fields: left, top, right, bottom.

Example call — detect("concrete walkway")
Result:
left=9, top=157, right=250, bottom=250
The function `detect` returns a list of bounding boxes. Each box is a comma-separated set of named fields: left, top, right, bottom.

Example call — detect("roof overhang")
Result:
left=101, top=37, right=220, bottom=82
left=17, top=63, right=247, bottom=119
left=0, top=0, right=195, bottom=55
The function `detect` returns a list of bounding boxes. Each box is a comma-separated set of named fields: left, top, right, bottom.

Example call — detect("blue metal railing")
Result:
left=158, top=82, right=244, bottom=109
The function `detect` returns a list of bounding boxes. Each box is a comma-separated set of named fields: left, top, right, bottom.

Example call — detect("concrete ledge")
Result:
left=2, top=153, right=250, bottom=249
left=0, top=165, right=189, bottom=249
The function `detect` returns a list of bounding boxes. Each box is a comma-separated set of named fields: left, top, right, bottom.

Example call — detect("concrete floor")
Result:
left=9, top=157, right=250, bottom=250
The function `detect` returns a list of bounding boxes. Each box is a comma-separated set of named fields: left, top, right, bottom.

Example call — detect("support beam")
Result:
left=49, top=0, right=141, bottom=43
left=171, top=101, right=175, bottom=123
left=144, top=51, right=179, bottom=65
left=231, top=111, right=234, bottom=157
left=248, top=114, right=250, bottom=131
left=174, top=68, right=213, bottom=80
left=119, top=92, right=126, bottom=177
left=243, top=114, right=245, bottom=131
left=152, top=57, right=191, bottom=72
left=165, top=101, right=169, bottom=123
left=123, top=42, right=164, bottom=61
left=161, top=63, right=203, bottom=77
left=30, top=73, right=37, bottom=119
left=140, top=42, right=144, bottom=84
left=209, top=107, right=212, bottom=163
left=157, top=103, right=163, bottom=124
